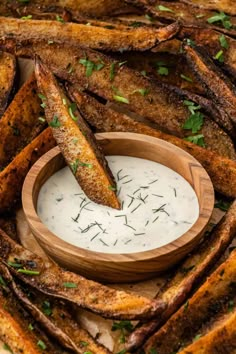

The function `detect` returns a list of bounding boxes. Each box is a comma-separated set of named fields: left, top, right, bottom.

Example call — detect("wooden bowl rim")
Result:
left=22, top=132, right=214, bottom=263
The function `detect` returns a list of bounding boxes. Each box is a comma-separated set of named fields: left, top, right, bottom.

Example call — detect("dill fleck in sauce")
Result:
left=37, top=156, right=199, bottom=254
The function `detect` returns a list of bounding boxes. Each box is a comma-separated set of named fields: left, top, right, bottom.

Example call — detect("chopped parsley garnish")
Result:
left=0, top=276, right=6, bottom=287
left=145, top=14, right=153, bottom=22
left=69, top=103, right=78, bottom=121
left=28, top=323, right=34, bottom=331
left=214, top=49, right=224, bottom=62
left=207, top=11, right=232, bottom=30
left=156, top=5, right=174, bottom=13
left=56, top=15, right=65, bottom=23
left=112, top=321, right=134, bottom=343
left=3, top=344, right=13, bottom=353
left=113, top=95, right=129, bottom=104
left=157, top=66, right=169, bottom=76
left=79, top=58, right=105, bottom=77
left=108, top=185, right=117, bottom=191
left=132, top=88, right=149, bottom=96
left=38, top=93, right=46, bottom=101
left=228, top=300, right=234, bottom=312
left=20, top=15, right=32, bottom=20
left=149, top=349, right=158, bottom=354
left=7, top=261, right=22, bottom=268
left=184, top=134, right=205, bottom=147
left=38, top=117, right=46, bottom=123
left=183, top=112, right=204, bottom=133
left=214, top=200, right=232, bottom=211
left=180, top=74, right=193, bottom=82
left=63, top=282, right=77, bottom=288
left=49, top=115, right=61, bottom=128
left=80, top=341, right=88, bottom=347
left=193, top=334, right=202, bottom=342
left=186, top=38, right=195, bottom=47
left=219, top=34, right=229, bottom=49
left=70, top=159, right=93, bottom=174
left=17, top=269, right=40, bottom=275
left=184, top=100, right=201, bottom=114
left=116, top=350, right=127, bottom=354
left=37, top=340, right=47, bottom=350
left=42, top=301, right=52, bottom=316
left=110, top=63, right=116, bottom=81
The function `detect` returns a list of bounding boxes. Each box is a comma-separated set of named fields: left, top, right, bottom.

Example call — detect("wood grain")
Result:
left=22, top=132, right=214, bottom=283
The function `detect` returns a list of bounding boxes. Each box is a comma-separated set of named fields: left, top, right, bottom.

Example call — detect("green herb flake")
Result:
left=180, top=74, right=193, bottom=82
left=72, top=138, right=79, bottom=145
left=196, top=14, right=204, bottom=18
left=228, top=300, right=234, bottom=312
left=17, top=269, right=40, bottom=275
left=141, top=70, right=147, bottom=77
left=116, top=350, right=127, bottom=354
left=193, top=334, right=202, bottom=342
left=18, top=0, right=30, bottom=2
left=3, top=344, right=13, bottom=353
left=38, top=93, right=46, bottom=101
left=157, top=66, right=169, bottom=76
left=184, top=134, right=205, bottom=147
left=21, top=15, right=32, bottom=20
left=79, top=58, right=104, bottom=77
left=28, top=323, right=34, bottom=331
left=80, top=341, right=88, bottom=347
left=156, top=5, right=174, bottom=13
left=214, top=49, right=224, bottom=62
left=132, top=88, right=150, bottom=96
left=112, top=320, right=134, bottom=332
left=214, top=200, right=232, bottom=211
left=37, top=340, right=47, bottom=350
left=183, top=112, right=204, bottom=133
left=110, top=63, right=116, bottom=81
left=207, top=11, right=232, bottom=29
left=48, top=40, right=54, bottom=45
left=42, top=301, right=52, bottom=316
left=145, top=14, right=153, bottom=22
left=219, top=34, right=229, bottom=49
left=108, top=185, right=117, bottom=191
left=49, top=115, right=61, bottom=128
left=69, top=103, right=78, bottom=121
left=38, top=117, right=46, bottom=123
left=7, top=261, right=22, bottom=268
left=149, top=349, right=158, bottom=354
left=183, top=100, right=201, bottom=114
left=184, top=300, right=189, bottom=312
left=118, top=61, right=127, bottom=67
left=56, top=15, right=65, bottom=23
left=71, top=160, right=79, bottom=174
left=186, top=38, right=195, bottom=47
left=63, top=282, right=77, bottom=288
left=83, top=352, right=93, bottom=354
left=113, top=95, right=129, bottom=104
left=62, top=98, right=67, bottom=106
left=0, top=275, right=6, bottom=287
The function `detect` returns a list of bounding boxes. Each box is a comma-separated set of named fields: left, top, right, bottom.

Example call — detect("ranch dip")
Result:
left=37, top=155, right=199, bottom=254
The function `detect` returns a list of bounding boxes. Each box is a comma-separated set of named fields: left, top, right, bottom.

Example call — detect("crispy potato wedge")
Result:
left=68, top=87, right=236, bottom=198
left=178, top=309, right=236, bottom=354
left=0, top=270, right=68, bottom=354
left=144, top=249, right=236, bottom=353
left=125, top=0, right=236, bottom=36
left=0, top=264, right=111, bottom=354
left=0, top=229, right=166, bottom=320
left=0, top=127, right=56, bottom=214
left=184, top=44, right=236, bottom=127
left=0, top=73, right=45, bottom=170
left=0, top=215, right=18, bottom=242
left=0, top=51, right=17, bottom=117
left=35, top=59, right=119, bottom=209
left=179, top=27, right=236, bottom=78
left=180, top=0, right=236, bottom=16
left=8, top=41, right=236, bottom=158
left=0, top=17, right=179, bottom=52
left=125, top=199, right=236, bottom=351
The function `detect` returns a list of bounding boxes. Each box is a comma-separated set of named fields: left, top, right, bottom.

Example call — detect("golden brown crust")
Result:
left=184, top=44, right=236, bottom=126
left=125, top=200, right=236, bottom=351
left=0, top=127, right=56, bottom=214
left=179, top=0, right=236, bottom=16
left=35, top=59, right=120, bottom=209
left=0, top=228, right=166, bottom=320
left=68, top=87, right=236, bottom=198
left=0, top=51, right=17, bottom=117
left=144, top=249, right=236, bottom=353
left=0, top=16, right=179, bottom=52
left=0, top=73, right=45, bottom=170
left=8, top=41, right=235, bottom=158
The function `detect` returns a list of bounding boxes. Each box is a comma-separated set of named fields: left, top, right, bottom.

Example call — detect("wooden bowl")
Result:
left=22, top=132, right=214, bottom=283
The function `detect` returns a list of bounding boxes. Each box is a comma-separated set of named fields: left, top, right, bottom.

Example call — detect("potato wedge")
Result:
left=144, top=249, right=236, bottom=353
left=0, top=264, right=111, bottom=354
left=0, top=17, right=179, bottom=52
left=125, top=0, right=236, bottom=36
left=68, top=87, right=236, bottom=198
left=0, top=127, right=56, bottom=214
left=0, top=51, right=17, bottom=117
left=179, top=27, right=236, bottom=78
left=8, top=41, right=236, bottom=158
left=178, top=309, right=236, bottom=354
left=0, top=228, right=166, bottom=320
left=0, top=269, right=67, bottom=354
left=0, top=73, right=45, bottom=170
left=180, top=0, right=236, bottom=16
left=35, top=59, right=120, bottom=209
left=126, top=199, right=236, bottom=351
left=184, top=44, right=236, bottom=127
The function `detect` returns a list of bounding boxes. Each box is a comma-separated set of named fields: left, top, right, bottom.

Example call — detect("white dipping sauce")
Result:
left=38, top=156, right=199, bottom=254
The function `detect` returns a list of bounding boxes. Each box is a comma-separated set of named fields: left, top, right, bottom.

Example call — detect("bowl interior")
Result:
left=22, top=132, right=214, bottom=282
